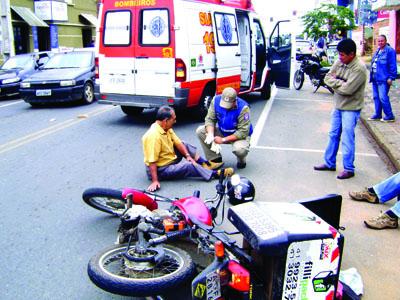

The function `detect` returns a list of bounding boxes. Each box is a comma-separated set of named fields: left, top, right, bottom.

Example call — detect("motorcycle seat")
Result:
left=228, top=202, right=333, bottom=255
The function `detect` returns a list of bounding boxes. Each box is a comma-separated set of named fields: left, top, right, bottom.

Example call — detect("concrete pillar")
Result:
left=388, top=10, right=396, bottom=51
left=0, top=0, right=15, bottom=58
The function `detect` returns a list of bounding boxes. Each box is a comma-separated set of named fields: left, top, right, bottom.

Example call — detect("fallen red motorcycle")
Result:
left=83, top=173, right=345, bottom=299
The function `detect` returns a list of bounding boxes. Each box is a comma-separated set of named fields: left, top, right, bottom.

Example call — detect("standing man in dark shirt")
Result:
left=368, top=34, right=397, bottom=122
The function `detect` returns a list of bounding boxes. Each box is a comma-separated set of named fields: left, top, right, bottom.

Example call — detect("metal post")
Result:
left=0, top=0, right=15, bottom=59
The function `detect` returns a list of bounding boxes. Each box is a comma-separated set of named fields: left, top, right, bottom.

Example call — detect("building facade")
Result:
left=372, top=0, right=400, bottom=54
left=1, top=0, right=97, bottom=57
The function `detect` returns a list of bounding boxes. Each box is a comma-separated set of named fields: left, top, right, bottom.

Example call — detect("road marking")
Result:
left=0, top=100, right=24, bottom=108
left=252, top=145, right=378, bottom=157
left=0, top=105, right=116, bottom=155
left=275, top=97, right=332, bottom=103
left=250, top=86, right=278, bottom=147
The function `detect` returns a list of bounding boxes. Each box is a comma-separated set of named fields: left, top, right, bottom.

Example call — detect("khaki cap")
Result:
left=220, top=87, right=237, bottom=109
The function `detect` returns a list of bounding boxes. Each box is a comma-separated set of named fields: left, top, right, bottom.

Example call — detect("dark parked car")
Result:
left=20, top=49, right=95, bottom=106
left=0, top=52, right=52, bottom=98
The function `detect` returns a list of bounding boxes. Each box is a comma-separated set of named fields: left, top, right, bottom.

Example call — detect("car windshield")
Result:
left=43, top=52, right=93, bottom=69
left=296, top=40, right=311, bottom=50
left=1, top=55, right=33, bottom=70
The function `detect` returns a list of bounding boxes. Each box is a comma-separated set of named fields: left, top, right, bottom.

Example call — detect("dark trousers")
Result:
left=146, top=142, right=213, bottom=181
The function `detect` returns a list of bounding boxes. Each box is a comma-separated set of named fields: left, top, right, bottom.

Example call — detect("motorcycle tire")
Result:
left=293, top=70, right=304, bottom=90
left=88, top=243, right=196, bottom=297
left=82, top=188, right=126, bottom=216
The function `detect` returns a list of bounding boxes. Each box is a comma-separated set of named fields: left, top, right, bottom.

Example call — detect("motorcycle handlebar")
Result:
left=148, top=227, right=191, bottom=246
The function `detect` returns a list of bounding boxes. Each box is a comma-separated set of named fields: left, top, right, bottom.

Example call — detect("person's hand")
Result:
left=186, top=156, right=196, bottom=164
left=213, top=136, right=224, bottom=144
left=210, top=142, right=221, bottom=154
left=147, top=181, right=160, bottom=192
left=204, top=132, right=214, bottom=144
left=387, top=79, right=392, bottom=86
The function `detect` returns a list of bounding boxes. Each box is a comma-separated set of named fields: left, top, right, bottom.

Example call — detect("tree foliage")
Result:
left=301, top=4, right=357, bottom=40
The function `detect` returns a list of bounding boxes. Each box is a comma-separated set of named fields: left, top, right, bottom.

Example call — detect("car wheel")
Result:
left=261, top=80, right=271, bottom=100
left=82, top=82, right=94, bottom=104
left=195, top=86, right=214, bottom=121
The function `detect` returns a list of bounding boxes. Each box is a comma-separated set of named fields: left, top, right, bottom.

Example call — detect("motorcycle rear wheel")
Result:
left=82, top=188, right=125, bottom=216
left=293, top=70, right=304, bottom=90
left=88, top=243, right=195, bottom=297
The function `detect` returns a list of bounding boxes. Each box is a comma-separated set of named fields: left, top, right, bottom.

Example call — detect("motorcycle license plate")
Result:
left=36, top=89, right=51, bottom=96
left=206, top=271, right=221, bottom=300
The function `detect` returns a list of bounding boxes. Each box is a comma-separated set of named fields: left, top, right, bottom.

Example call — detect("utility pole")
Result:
left=0, top=0, right=15, bottom=59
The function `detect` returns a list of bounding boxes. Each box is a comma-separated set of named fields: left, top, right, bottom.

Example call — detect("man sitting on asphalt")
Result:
left=196, top=87, right=253, bottom=169
left=349, top=171, right=400, bottom=230
left=142, top=106, right=233, bottom=192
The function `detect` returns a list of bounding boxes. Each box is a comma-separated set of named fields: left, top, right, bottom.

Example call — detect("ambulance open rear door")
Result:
left=211, top=8, right=241, bottom=94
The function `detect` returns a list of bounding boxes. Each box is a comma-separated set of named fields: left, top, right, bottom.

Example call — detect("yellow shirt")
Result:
left=142, top=123, right=182, bottom=167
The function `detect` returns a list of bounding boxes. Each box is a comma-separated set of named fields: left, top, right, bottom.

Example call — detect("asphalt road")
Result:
left=0, top=83, right=399, bottom=299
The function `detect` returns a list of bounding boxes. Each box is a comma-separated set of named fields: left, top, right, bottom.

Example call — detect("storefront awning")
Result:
left=372, top=0, right=400, bottom=11
left=11, top=6, right=48, bottom=27
left=80, top=13, right=98, bottom=26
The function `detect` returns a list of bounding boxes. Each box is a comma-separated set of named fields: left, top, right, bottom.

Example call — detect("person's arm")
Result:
left=387, top=48, right=398, bottom=84
left=205, top=98, right=217, bottom=129
left=175, top=142, right=196, bottom=163
left=333, top=66, right=367, bottom=96
left=324, top=60, right=342, bottom=89
left=147, top=163, right=161, bottom=192
left=214, top=106, right=250, bottom=144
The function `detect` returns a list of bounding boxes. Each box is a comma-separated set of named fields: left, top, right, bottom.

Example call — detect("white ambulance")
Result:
left=95, top=0, right=292, bottom=117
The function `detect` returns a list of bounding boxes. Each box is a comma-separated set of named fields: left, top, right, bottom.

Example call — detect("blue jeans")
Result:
left=373, top=172, right=400, bottom=217
left=324, top=109, right=360, bottom=172
left=372, top=81, right=394, bottom=119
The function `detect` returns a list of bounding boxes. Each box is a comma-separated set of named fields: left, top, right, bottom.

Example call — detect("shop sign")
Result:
left=34, top=0, right=68, bottom=21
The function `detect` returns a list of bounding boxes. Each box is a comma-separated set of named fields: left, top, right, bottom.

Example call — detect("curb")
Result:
left=360, top=115, right=400, bottom=172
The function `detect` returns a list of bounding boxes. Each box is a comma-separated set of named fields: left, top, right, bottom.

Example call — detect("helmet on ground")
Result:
left=227, top=175, right=255, bottom=205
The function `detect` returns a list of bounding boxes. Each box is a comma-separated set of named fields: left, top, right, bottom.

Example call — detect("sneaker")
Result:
left=337, top=170, right=354, bottom=180
left=380, top=117, right=395, bottom=123
left=216, top=167, right=234, bottom=177
left=349, top=188, right=378, bottom=203
left=367, top=115, right=381, bottom=121
left=313, top=164, right=336, bottom=171
left=364, top=212, right=398, bottom=230
left=202, top=161, right=224, bottom=170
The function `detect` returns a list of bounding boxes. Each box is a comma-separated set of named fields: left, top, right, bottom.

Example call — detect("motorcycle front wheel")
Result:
left=88, top=243, right=195, bottom=297
left=82, top=188, right=125, bottom=216
left=293, top=70, right=305, bottom=90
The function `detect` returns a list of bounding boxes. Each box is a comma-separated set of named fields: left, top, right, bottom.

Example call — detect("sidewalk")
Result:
left=361, top=79, right=400, bottom=171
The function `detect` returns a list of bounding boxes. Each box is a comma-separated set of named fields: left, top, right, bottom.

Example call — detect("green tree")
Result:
left=301, top=3, right=357, bottom=41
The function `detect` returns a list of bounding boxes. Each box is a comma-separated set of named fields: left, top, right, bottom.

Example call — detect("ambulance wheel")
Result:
left=261, top=81, right=271, bottom=100
left=121, top=106, right=144, bottom=116
left=196, top=88, right=214, bottom=120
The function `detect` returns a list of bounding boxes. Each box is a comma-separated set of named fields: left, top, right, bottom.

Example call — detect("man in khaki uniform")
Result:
left=196, top=87, right=253, bottom=169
